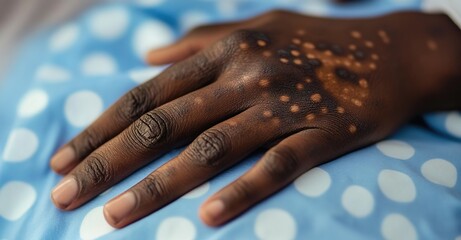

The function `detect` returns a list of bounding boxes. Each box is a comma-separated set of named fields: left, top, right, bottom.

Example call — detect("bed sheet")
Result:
left=0, top=0, right=460, bottom=239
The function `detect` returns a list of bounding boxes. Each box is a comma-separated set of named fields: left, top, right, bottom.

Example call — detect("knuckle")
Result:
left=118, top=85, right=154, bottom=122
left=187, top=129, right=230, bottom=168
left=82, top=153, right=113, bottom=186
left=262, top=146, right=299, bottom=181
left=73, top=128, right=100, bottom=158
left=131, top=110, right=172, bottom=149
left=140, top=174, right=169, bottom=200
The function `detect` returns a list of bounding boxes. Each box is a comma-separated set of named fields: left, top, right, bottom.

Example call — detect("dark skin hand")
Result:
left=50, top=10, right=461, bottom=228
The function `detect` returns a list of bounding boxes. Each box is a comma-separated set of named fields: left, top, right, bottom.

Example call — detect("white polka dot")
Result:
left=35, top=64, right=71, bottom=82
left=128, top=66, right=166, bottom=84
left=80, top=206, right=115, bottom=240
left=89, top=7, right=130, bottom=40
left=381, top=213, right=417, bottom=240
left=421, top=158, right=457, bottom=188
left=49, top=23, right=79, bottom=52
left=0, top=181, right=36, bottom=221
left=445, top=111, right=461, bottom=138
left=65, top=91, right=103, bottom=127
left=132, top=20, right=175, bottom=60
left=300, top=1, right=329, bottom=16
left=135, top=0, right=164, bottom=7
left=17, top=89, right=49, bottom=118
left=378, top=169, right=416, bottom=203
left=391, top=0, right=417, bottom=4
left=180, top=11, right=209, bottom=32
left=2, top=128, right=39, bottom=162
left=217, top=1, right=238, bottom=17
left=81, top=53, right=118, bottom=76
left=254, top=208, right=296, bottom=240
left=376, top=140, right=415, bottom=160
left=156, top=217, right=196, bottom=240
left=294, top=167, right=331, bottom=197
left=341, top=185, right=374, bottom=218
left=182, top=182, right=210, bottom=199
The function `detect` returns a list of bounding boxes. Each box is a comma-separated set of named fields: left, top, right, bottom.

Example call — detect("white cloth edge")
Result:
left=422, top=0, right=461, bottom=29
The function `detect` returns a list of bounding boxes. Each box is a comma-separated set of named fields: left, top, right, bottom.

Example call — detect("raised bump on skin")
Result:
left=369, top=63, right=377, bottom=70
left=337, top=106, right=345, bottom=114
left=310, top=93, right=322, bottom=103
left=305, top=78, right=312, bottom=83
left=351, top=31, right=362, bottom=39
left=271, top=117, right=281, bottom=125
left=297, top=29, right=306, bottom=35
left=352, top=99, right=363, bottom=107
left=194, top=97, right=204, bottom=105
left=303, top=42, right=315, bottom=50
left=280, top=95, right=290, bottom=102
left=257, top=40, right=267, bottom=47
left=349, top=44, right=357, bottom=51
left=427, top=40, right=438, bottom=51
left=229, top=120, right=238, bottom=126
left=364, top=41, right=374, bottom=48
left=291, top=50, right=300, bottom=57
left=293, top=58, right=302, bottom=65
left=371, top=53, right=379, bottom=60
left=306, top=113, right=315, bottom=121
left=258, top=79, right=270, bottom=87
left=290, top=104, right=300, bottom=113
left=263, top=110, right=273, bottom=118
left=263, top=50, right=272, bottom=57
left=306, top=53, right=316, bottom=59
left=378, top=30, right=390, bottom=44
left=349, top=124, right=357, bottom=133
left=280, top=58, right=289, bottom=63
left=296, top=83, right=304, bottom=90
left=359, top=79, right=368, bottom=88
left=239, top=42, right=249, bottom=50
left=321, top=107, right=328, bottom=114
left=292, top=38, right=301, bottom=45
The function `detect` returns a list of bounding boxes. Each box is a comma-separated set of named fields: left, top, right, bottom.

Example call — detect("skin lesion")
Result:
left=237, top=28, right=386, bottom=134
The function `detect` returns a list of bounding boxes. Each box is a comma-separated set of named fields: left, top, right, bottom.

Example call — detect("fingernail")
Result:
left=203, top=199, right=225, bottom=220
left=50, top=146, right=76, bottom=173
left=104, top=191, right=137, bottom=225
left=51, top=177, right=78, bottom=208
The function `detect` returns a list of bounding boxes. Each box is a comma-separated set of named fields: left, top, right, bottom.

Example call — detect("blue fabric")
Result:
left=1, top=0, right=460, bottom=239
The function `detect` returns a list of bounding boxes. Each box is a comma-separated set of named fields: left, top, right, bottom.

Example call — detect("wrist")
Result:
left=391, top=12, right=461, bottom=113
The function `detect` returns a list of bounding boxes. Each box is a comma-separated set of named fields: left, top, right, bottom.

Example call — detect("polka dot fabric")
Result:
left=0, top=0, right=460, bottom=239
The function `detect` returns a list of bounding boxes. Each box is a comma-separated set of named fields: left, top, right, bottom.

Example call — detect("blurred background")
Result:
left=0, top=0, right=421, bottom=83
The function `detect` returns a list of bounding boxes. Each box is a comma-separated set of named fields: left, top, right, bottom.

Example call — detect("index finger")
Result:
left=50, top=51, right=220, bottom=174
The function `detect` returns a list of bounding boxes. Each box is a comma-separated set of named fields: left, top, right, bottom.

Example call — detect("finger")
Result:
left=50, top=82, right=247, bottom=210
left=146, top=22, right=243, bottom=65
left=102, top=106, right=284, bottom=228
left=50, top=51, right=220, bottom=174
left=199, top=128, right=340, bottom=226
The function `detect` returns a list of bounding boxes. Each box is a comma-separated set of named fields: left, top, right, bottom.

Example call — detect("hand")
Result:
left=50, top=10, right=461, bottom=228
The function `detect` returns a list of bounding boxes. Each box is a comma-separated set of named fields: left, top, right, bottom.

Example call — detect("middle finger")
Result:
left=51, top=82, right=247, bottom=210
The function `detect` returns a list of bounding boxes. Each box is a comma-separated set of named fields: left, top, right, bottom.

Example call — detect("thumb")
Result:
left=146, top=22, right=243, bottom=65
